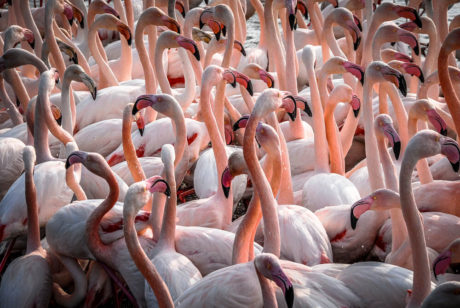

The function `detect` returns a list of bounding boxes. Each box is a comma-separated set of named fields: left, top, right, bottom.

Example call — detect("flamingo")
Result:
left=0, top=146, right=52, bottom=307
left=432, top=238, right=460, bottom=283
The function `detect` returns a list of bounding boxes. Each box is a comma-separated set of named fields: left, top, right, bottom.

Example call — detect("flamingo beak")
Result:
left=382, top=122, right=401, bottom=160
left=176, top=36, right=200, bottom=61
left=234, top=71, right=253, bottom=96
left=259, top=70, right=275, bottom=88
left=350, top=197, right=372, bottom=230
left=281, top=94, right=297, bottom=121
left=297, top=1, right=308, bottom=20
left=133, top=95, right=155, bottom=115
left=161, top=16, right=181, bottom=34
left=426, top=109, right=447, bottom=136
left=221, top=167, right=232, bottom=198
left=289, top=13, right=296, bottom=31
left=149, top=178, right=171, bottom=197
left=271, top=267, right=294, bottom=308
left=402, top=63, right=424, bottom=83
left=351, top=95, right=361, bottom=118
left=117, top=24, right=132, bottom=46
left=65, top=151, right=88, bottom=169
left=343, top=61, right=365, bottom=85
left=441, top=137, right=460, bottom=173
left=432, top=250, right=452, bottom=280
left=395, top=5, right=422, bottom=28
left=234, top=40, right=246, bottom=57
left=82, top=75, right=97, bottom=100
left=223, top=70, right=237, bottom=87
left=233, top=115, right=250, bottom=131
left=175, top=0, right=186, bottom=18
left=293, top=96, right=311, bottom=117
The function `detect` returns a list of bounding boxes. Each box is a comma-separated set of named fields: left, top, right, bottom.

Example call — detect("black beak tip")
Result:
left=289, top=14, right=296, bottom=31
left=65, top=158, right=71, bottom=169
left=79, top=19, right=85, bottom=29
left=247, top=80, right=253, bottom=96
left=415, top=15, right=422, bottom=28
left=360, top=75, right=365, bottom=86
left=304, top=105, right=312, bottom=117
left=440, top=128, right=448, bottom=137
left=222, top=184, right=230, bottom=198
left=418, top=71, right=424, bottom=83
left=222, top=25, right=226, bottom=37
left=30, top=40, right=35, bottom=50
left=232, top=122, right=240, bottom=132
left=199, top=20, right=204, bottom=29
left=56, top=115, right=62, bottom=126
left=413, top=44, right=419, bottom=56
left=139, top=127, right=144, bottom=137
left=350, top=212, right=358, bottom=230
left=193, top=49, right=201, bottom=62
left=231, top=80, right=236, bottom=88
left=285, top=286, right=294, bottom=308
left=92, top=87, right=97, bottom=100
left=398, top=76, right=407, bottom=97
left=240, top=46, right=246, bottom=57
left=353, top=107, right=360, bottom=118
left=288, top=110, right=297, bottom=122
left=451, top=161, right=459, bottom=173
left=393, top=141, right=401, bottom=160
left=215, top=30, right=221, bottom=41
left=127, top=36, right=132, bottom=46
left=72, top=55, right=79, bottom=65
left=132, top=104, right=139, bottom=116
left=354, top=36, right=361, bottom=51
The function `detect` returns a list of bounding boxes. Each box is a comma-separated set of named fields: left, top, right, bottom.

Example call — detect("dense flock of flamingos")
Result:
left=0, top=0, right=459, bottom=307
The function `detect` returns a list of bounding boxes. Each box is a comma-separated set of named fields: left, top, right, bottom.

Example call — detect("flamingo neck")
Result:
left=250, top=0, right=266, bottom=48
left=438, top=34, right=460, bottom=137
left=0, top=77, right=23, bottom=125
left=45, top=3, right=66, bottom=77
left=408, top=116, right=433, bottom=184
left=363, top=78, right=385, bottom=190
left=244, top=111, right=280, bottom=257
left=157, top=162, right=177, bottom=250
left=122, top=106, right=146, bottom=183
left=324, top=96, right=345, bottom=175
left=154, top=42, right=173, bottom=95
left=324, top=20, right=346, bottom=60
left=86, top=166, right=120, bottom=265
left=399, top=148, right=432, bottom=307
left=307, top=62, right=329, bottom=173
left=34, top=85, right=55, bottom=163
left=52, top=255, right=88, bottom=307
left=175, top=48, right=196, bottom=110
left=255, top=263, right=277, bottom=308
left=20, top=0, right=43, bottom=56
left=123, top=198, right=174, bottom=308
left=25, top=159, right=41, bottom=253
left=88, top=26, right=119, bottom=88
left=264, top=0, right=286, bottom=90
left=135, top=15, right=156, bottom=95
left=381, top=83, right=409, bottom=152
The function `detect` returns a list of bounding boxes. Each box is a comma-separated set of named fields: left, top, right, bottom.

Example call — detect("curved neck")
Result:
left=250, top=0, right=266, bottom=48
left=381, top=83, right=409, bottom=153
left=408, top=116, right=433, bottom=184
left=183, top=9, right=203, bottom=84
left=438, top=38, right=460, bottom=136
left=88, top=25, right=119, bottom=88
left=0, top=76, right=23, bottom=125
left=122, top=106, right=146, bottom=183
left=45, top=2, right=67, bottom=77
left=52, top=255, right=87, bottom=307
left=20, top=1, right=43, bottom=56
left=244, top=111, right=281, bottom=257
left=399, top=148, right=432, bottom=307
left=422, top=21, right=438, bottom=76
left=25, top=156, right=40, bottom=253
left=34, top=84, right=55, bottom=163
left=154, top=41, right=173, bottom=95
left=135, top=15, right=157, bottom=94
left=175, top=48, right=196, bottom=110
left=255, top=264, right=277, bottom=308
left=86, top=165, right=120, bottom=265
left=60, top=74, right=75, bottom=137
left=362, top=9, right=383, bottom=67
left=324, top=19, right=346, bottom=60
left=123, top=197, right=174, bottom=308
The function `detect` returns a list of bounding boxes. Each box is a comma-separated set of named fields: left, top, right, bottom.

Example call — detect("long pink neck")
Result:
left=34, top=81, right=55, bottom=163
left=183, top=9, right=204, bottom=84
left=306, top=57, right=329, bottom=173
left=45, top=1, right=67, bottom=76
left=244, top=112, right=280, bottom=257
left=408, top=116, right=433, bottom=184
left=154, top=40, right=173, bottom=95
left=399, top=147, right=432, bottom=307
left=157, top=157, right=177, bottom=250
left=382, top=83, right=409, bottom=153
left=25, top=155, right=40, bottom=253
left=255, top=265, right=277, bottom=308
left=363, top=78, right=385, bottom=190
left=86, top=163, right=120, bottom=266
left=438, top=30, right=460, bottom=137
left=264, top=0, right=286, bottom=89
left=123, top=190, right=174, bottom=308
left=324, top=94, right=346, bottom=175
left=20, top=1, right=43, bottom=56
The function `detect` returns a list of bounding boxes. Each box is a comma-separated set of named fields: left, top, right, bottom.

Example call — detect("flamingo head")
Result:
left=65, top=151, right=89, bottom=169
left=161, top=15, right=181, bottom=34
left=297, top=0, right=308, bottom=20
left=50, top=104, right=62, bottom=126
left=426, top=109, right=448, bottom=136
left=21, top=28, right=35, bottom=50
left=145, top=176, right=171, bottom=197
left=285, top=0, right=297, bottom=31
left=393, top=5, right=422, bottom=28
left=370, top=62, right=407, bottom=97
left=176, top=35, right=200, bottom=61
left=259, top=70, right=275, bottom=88
left=255, top=253, right=295, bottom=308
left=375, top=114, right=401, bottom=160
left=175, top=0, right=186, bottom=18
left=134, top=112, right=145, bottom=136
left=116, top=21, right=132, bottom=46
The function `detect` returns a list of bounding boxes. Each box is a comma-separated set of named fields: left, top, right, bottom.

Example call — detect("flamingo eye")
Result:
left=373, top=196, right=377, bottom=200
